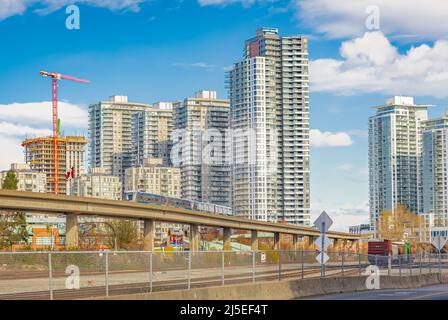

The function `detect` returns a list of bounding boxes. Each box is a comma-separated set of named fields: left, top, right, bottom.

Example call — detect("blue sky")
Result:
left=1, top=0, right=448, bottom=230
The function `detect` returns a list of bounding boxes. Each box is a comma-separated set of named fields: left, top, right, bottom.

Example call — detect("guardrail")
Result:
left=0, top=250, right=446, bottom=300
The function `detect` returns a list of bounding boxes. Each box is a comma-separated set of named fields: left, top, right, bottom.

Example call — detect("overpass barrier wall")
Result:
left=0, top=250, right=447, bottom=300
left=101, top=273, right=446, bottom=300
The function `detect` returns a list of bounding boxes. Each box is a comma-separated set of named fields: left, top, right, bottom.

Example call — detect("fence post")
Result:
left=429, top=253, right=432, bottom=274
left=105, top=251, right=109, bottom=297
left=388, top=255, right=391, bottom=276
left=252, top=251, right=255, bottom=283
left=341, top=251, right=344, bottom=277
left=409, top=254, right=412, bottom=277
left=439, top=250, right=442, bottom=277
left=399, top=255, right=402, bottom=276
left=301, top=250, right=304, bottom=279
left=150, top=252, right=153, bottom=293
left=358, top=253, right=362, bottom=276
left=278, top=250, right=282, bottom=281
left=221, top=251, right=225, bottom=286
left=420, top=252, right=422, bottom=275
left=48, top=252, right=53, bottom=300
left=188, top=251, right=192, bottom=290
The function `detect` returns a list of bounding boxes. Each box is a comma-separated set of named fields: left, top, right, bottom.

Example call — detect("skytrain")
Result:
left=125, top=192, right=233, bottom=216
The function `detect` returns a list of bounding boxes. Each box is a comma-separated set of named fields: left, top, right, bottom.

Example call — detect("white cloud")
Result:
left=296, top=0, right=448, bottom=40
left=0, top=122, right=51, bottom=170
left=0, top=122, right=51, bottom=137
left=0, top=135, right=23, bottom=170
left=346, top=129, right=368, bottom=138
left=0, top=101, right=87, bottom=170
left=310, top=31, right=448, bottom=98
left=198, top=0, right=256, bottom=6
left=336, top=163, right=353, bottom=172
left=311, top=199, right=369, bottom=232
left=0, top=0, right=28, bottom=20
left=0, top=0, right=146, bottom=20
left=0, top=101, right=87, bottom=128
left=310, top=129, right=353, bottom=148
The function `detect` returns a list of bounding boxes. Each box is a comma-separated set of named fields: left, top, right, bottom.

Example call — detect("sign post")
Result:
left=314, top=211, right=333, bottom=278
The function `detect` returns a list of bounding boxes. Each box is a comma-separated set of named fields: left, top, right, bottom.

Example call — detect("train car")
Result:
left=131, top=192, right=233, bottom=216
left=367, top=240, right=413, bottom=265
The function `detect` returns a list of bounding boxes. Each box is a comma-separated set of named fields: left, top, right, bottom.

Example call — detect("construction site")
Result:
left=21, top=136, right=87, bottom=195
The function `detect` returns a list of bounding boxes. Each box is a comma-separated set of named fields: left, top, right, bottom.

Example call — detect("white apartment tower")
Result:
left=124, top=158, right=181, bottom=198
left=422, top=113, right=448, bottom=228
left=228, top=28, right=310, bottom=225
left=173, top=90, right=231, bottom=207
left=72, top=168, right=122, bottom=201
left=89, top=96, right=152, bottom=182
left=132, top=102, right=173, bottom=167
left=369, top=96, right=429, bottom=231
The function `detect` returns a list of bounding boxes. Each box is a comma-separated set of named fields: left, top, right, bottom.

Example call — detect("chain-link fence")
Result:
left=1, top=250, right=447, bottom=300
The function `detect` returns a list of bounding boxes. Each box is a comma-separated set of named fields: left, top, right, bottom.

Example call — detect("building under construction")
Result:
left=22, top=136, right=87, bottom=195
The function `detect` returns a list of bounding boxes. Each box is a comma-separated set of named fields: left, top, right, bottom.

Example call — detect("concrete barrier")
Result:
left=93, top=273, right=448, bottom=300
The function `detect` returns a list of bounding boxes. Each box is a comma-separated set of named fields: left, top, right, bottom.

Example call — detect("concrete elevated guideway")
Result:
left=0, top=190, right=360, bottom=250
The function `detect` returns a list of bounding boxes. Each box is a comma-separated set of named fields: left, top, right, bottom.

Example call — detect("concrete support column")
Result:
left=327, top=235, right=338, bottom=251
left=354, top=240, right=360, bottom=253
left=305, top=236, right=314, bottom=250
left=331, top=238, right=337, bottom=251
left=251, top=230, right=258, bottom=251
left=274, top=233, right=280, bottom=250
left=65, top=214, right=79, bottom=249
left=336, top=239, right=342, bottom=252
left=223, top=227, right=232, bottom=251
left=143, top=219, right=155, bottom=251
left=292, top=234, right=300, bottom=251
left=190, top=224, right=200, bottom=252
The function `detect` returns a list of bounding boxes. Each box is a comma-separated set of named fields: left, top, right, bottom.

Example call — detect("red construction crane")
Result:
left=39, top=71, right=90, bottom=194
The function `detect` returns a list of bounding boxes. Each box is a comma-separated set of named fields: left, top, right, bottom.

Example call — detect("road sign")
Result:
left=313, top=211, right=333, bottom=233
left=432, top=235, right=448, bottom=251
left=316, top=252, right=329, bottom=265
left=314, top=235, right=331, bottom=251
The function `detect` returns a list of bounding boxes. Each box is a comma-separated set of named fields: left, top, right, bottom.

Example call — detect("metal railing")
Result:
left=0, top=250, right=446, bottom=300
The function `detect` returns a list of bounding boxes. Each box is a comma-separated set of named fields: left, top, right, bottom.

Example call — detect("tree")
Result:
left=0, top=212, right=29, bottom=250
left=1, top=170, right=18, bottom=190
left=105, top=219, right=139, bottom=250
left=377, top=204, right=427, bottom=244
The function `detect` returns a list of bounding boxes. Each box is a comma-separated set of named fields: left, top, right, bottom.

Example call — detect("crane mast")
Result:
left=39, top=71, right=89, bottom=194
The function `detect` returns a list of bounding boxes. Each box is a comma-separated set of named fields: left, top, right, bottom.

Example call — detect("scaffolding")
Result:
left=22, top=136, right=87, bottom=194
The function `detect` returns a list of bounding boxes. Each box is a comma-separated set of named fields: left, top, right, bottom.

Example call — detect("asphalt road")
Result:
left=304, top=284, right=448, bottom=300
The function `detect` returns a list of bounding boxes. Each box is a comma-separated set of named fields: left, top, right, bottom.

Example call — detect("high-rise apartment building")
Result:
left=422, top=113, right=448, bottom=229
left=0, top=163, right=46, bottom=193
left=22, top=136, right=87, bottom=194
left=173, top=90, right=231, bottom=207
left=369, top=96, right=429, bottom=231
left=89, top=95, right=152, bottom=182
left=72, top=168, right=122, bottom=200
left=228, top=27, right=310, bottom=225
left=124, top=157, right=181, bottom=198
left=132, top=102, right=173, bottom=167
